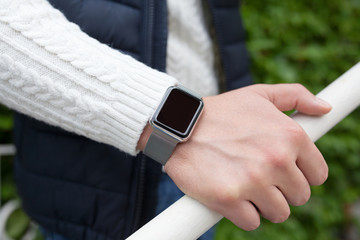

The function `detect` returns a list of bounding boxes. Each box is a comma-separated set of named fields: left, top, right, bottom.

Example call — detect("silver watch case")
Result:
left=144, top=85, right=204, bottom=165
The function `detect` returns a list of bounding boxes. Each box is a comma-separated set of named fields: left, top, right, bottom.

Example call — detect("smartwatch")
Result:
left=143, top=85, right=204, bottom=165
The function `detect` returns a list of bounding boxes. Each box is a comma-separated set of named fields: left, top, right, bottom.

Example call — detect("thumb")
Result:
left=254, top=84, right=332, bottom=115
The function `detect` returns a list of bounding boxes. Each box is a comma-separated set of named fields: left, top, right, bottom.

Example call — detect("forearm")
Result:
left=0, top=0, right=177, bottom=155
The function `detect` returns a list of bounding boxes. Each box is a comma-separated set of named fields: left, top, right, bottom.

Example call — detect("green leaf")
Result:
left=5, top=208, right=30, bottom=239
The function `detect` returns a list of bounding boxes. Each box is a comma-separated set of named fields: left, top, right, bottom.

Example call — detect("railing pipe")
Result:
left=0, top=144, right=16, bottom=157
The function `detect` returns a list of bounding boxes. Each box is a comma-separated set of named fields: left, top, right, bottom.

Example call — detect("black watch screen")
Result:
left=154, top=87, right=203, bottom=138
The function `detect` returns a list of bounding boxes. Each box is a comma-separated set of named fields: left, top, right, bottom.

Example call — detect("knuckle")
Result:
left=243, top=217, right=260, bottom=231
left=293, top=188, right=311, bottom=206
left=293, top=83, right=307, bottom=93
left=245, top=169, right=264, bottom=185
left=322, top=166, right=329, bottom=182
left=310, top=160, right=329, bottom=186
left=284, top=124, right=305, bottom=144
left=272, top=208, right=290, bottom=223
left=264, top=149, right=291, bottom=170
left=213, top=184, right=239, bottom=205
left=317, top=164, right=329, bottom=185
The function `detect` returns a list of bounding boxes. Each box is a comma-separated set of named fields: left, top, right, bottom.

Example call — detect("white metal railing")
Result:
left=0, top=144, right=16, bottom=207
left=0, top=200, right=19, bottom=240
left=0, top=145, right=16, bottom=157
left=127, top=62, right=360, bottom=240
left=0, top=144, right=16, bottom=239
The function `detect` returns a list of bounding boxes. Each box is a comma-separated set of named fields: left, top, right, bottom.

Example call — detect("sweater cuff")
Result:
left=0, top=0, right=178, bottom=155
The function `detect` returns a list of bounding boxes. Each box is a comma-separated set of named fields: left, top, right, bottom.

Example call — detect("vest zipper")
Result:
left=131, top=154, right=147, bottom=233
left=131, top=0, right=156, bottom=232
left=143, top=0, right=155, bottom=66
left=204, top=0, right=227, bottom=93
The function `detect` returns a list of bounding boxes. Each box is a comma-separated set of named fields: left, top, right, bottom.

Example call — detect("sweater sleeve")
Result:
left=0, top=0, right=177, bottom=155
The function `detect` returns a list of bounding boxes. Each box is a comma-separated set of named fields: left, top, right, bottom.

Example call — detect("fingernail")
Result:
left=316, top=97, right=332, bottom=109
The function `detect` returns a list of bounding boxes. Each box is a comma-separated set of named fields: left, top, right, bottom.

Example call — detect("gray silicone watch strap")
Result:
left=143, top=130, right=178, bottom=165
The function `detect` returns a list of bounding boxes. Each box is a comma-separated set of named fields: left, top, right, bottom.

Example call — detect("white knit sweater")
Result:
left=0, top=0, right=216, bottom=155
left=167, top=0, right=218, bottom=97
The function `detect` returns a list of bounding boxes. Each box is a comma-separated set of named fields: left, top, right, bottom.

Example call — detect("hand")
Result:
left=162, top=84, right=331, bottom=230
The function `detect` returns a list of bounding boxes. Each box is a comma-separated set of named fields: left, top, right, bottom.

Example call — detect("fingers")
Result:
left=296, top=136, right=329, bottom=185
left=278, top=119, right=328, bottom=186
left=254, top=84, right=332, bottom=115
left=251, top=186, right=290, bottom=223
left=220, top=186, right=292, bottom=228
left=275, top=163, right=312, bottom=206
left=243, top=166, right=310, bottom=225
left=219, top=200, right=260, bottom=231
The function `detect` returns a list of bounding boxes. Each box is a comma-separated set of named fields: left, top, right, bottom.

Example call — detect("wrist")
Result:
left=137, top=123, right=152, bottom=151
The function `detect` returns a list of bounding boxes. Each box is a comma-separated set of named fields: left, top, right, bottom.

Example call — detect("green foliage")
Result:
left=1, top=156, right=17, bottom=203
left=4, top=207, right=44, bottom=240
left=0, top=105, right=13, bottom=143
left=6, top=209, right=30, bottom=239
left=216, top=0, right=360, bottom=239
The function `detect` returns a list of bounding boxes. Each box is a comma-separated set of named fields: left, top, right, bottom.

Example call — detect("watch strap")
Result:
left=143, top=130, right=178, bottom=165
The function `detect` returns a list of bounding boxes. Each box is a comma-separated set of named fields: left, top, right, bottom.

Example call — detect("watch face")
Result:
left=154, top=87, right=203, bottom=138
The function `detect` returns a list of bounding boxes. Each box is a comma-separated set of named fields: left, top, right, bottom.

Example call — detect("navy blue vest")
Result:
left=14, top=0, right=252, bottom=239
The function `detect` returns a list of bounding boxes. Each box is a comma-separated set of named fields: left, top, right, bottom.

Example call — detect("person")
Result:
left=0, top=0, right=331, bottom=239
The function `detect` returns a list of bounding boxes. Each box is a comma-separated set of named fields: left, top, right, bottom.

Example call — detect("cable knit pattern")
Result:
left=0, top=0, right=177, bottom=155
left=166, top=0, right=219, bottom=97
